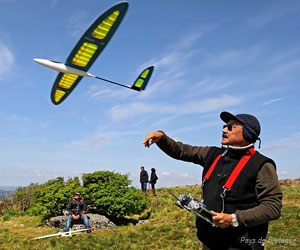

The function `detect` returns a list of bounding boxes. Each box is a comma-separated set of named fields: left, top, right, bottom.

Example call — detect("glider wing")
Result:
left=51, top=2, right=129, bottom=105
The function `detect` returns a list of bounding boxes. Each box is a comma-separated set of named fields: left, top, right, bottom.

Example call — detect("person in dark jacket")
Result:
left=140, top=166, right=149, bottom=193
left=149, top=168, right=158, bottom=196
left=143, top=111, right=282, bottom=250
left=65, top=191, right=91, bottom=232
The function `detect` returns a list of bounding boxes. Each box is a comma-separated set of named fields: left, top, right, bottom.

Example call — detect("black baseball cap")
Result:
left=220, top=111, right=261, bottom=143
left=74, top=191, right=81, bottom=196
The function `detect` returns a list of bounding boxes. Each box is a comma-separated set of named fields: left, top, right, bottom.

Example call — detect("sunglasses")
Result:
left=223, top=124, right=242, bottom=131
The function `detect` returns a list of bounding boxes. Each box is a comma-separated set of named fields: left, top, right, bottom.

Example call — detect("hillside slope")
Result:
left=0, top=184, right=299, bottom=250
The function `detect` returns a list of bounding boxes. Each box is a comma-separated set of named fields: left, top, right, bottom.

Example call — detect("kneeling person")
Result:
left=65, top=191, right=91, bottom=232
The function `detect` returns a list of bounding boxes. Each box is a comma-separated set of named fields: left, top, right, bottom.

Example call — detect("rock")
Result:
left=136, top=219, right=150, bottom=225
left=88, top=214, right=117, bottom=229
left=49, top=213, right=117, bottom=231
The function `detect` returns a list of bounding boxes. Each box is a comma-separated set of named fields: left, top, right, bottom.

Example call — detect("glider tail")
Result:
left=131, top=66, right=154, bottom=91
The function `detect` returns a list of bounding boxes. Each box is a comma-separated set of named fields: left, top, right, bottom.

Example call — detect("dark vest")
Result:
left=197, top=147, right=276, bottom=250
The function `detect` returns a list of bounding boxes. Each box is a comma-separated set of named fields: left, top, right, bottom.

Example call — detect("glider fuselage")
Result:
left=34, top=58, right=95, bottom=77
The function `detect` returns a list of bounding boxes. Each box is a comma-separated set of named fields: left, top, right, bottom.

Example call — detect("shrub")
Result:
left=0, top=200, right=13, bottom=216
left=12, top=171, right=146, bottom=221
left=29, top=177, right=81, bottom=219
left=83, top=171, right=146, bottom=219
left=13, top=183, right=38, bottom=211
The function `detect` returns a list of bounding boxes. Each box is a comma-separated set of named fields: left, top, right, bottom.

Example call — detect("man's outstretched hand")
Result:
left=143, top=131, right=164, bottom=147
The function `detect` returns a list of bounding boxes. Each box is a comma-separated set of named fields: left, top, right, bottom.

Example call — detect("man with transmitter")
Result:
left=143, top=111, right=282, bottom=250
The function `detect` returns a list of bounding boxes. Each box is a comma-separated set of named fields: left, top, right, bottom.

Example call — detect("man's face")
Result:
left=74, top=194, right=80, bottom=200
left=140, top=167, right=144, bottom=171
left=221, top=120, right=248, bottom=147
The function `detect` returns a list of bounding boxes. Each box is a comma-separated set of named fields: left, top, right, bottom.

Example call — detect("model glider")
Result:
left=31, top=227, right=94, bottom=240
left=34, top=2, right=154, bottom=105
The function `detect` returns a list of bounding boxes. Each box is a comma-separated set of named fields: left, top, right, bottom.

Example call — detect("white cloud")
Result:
left=0, top=43, right=14, bottom=78
left=167, top=121, right=219, bottom=135
left=109, top=102, right=174, bottom=121
left=160, top=171, right=171, bottom=176
left=262, top=132, right=300, bottom=155
left=202, top=45, right=264, bottom=69
left=134, top=30, right=213, bottom=100
left=86, top=48, right=195, bottom=102
left=137, top=51, right=195, bottom=99
left=279, top=171, right=290, bottom=176
left=1, top=114, right=29, bottom=122
left=85, top=27, right=215, bottom=102
left=66, top=10, right=90, bottom=38
left=247, top=3, right=300, bottom=28
left=180, top=173, right=190, bottom=178
left=109, top=94, right=242, bottom=122
left=70, top=133, right=111, bottom=151
left=16, top=169, right=50, bottom=178
left=262, top=98, right=283, bottom=106
left=269, top=59, right=300, bottom=78
left=250, top=45, right=300, bottom=85
left=190, top=76, right=239, bottom=95
left=87, top=84, right=135, bottom=102
left=34, top=170, right=42, bottom=177
left=177, top=94, right=242, bottom=116
left=65, top=128, right=146, bottom=153
left=141, top=26, right=214, bottom=71
left=152, top=171, right=203, bottom=188
left=277, top=170, right=297, bottom=180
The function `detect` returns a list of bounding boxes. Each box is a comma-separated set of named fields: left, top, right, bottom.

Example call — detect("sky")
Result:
left=0, top=0, right=299, bottom=188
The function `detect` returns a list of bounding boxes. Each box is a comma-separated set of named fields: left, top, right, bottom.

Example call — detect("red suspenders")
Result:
left=203, top=147, right=256, bottom=191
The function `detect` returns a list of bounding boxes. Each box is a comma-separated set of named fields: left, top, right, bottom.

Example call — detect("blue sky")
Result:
left=0, top=0, right=299, bottom=187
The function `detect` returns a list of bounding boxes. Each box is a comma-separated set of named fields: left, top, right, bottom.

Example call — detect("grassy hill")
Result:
left=0, top=184, right=299, bottom=250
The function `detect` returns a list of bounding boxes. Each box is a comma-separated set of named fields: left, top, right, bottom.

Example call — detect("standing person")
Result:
left=65, top=191, right=91, bottom=232
left=140, top=166, right=149, bottom=194
left=143, top=111, right=282, bottom=250
left=149, top=168, right=158, bottom=196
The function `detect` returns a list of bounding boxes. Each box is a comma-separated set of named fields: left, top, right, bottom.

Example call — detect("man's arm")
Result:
left=236, top=162, right=282, bottom=227
left=66, top=200, right=73, bottom=215
left=144, top=131, right=211, bottom=166
left=80, top=200, right=87, bottom=215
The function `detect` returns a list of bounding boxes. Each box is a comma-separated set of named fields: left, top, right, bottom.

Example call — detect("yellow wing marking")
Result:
left=72, top=42, right=98, bottom=67
left=92, top=11, right=120, bottom=40
left=58, top=74, right=79, bottom=89
left=54, top=89, right=66, bottom=103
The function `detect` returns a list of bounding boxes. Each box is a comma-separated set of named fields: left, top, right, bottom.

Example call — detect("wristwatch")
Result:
left=231, top=213, right=239, bottom=227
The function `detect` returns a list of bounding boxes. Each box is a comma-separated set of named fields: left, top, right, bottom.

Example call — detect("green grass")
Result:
left=0, top=184, right=299, bottom=250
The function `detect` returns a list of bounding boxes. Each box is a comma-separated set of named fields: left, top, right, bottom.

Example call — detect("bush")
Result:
left=13, top=183, right=39, bottom=211
left=83, top=171, right=146, bottom=219
left=12, top=171, right=146, bottom=221
left=0, top=200, right=13, bottom=216
left=28, top=177, right=81, bottom=219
